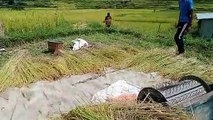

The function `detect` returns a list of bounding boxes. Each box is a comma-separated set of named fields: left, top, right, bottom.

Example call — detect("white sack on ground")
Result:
left=71, top=38, right=89, bottom=51
left=0, top=48, right=5, bottom=52
left=91, top=80, right=141, bottom=103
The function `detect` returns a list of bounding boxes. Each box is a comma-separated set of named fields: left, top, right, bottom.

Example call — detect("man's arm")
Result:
left=188, top=9, right=193, bottom=26
left=176, top=1, right=181, bottom=28
left=188, top=0, right=194, bottom=26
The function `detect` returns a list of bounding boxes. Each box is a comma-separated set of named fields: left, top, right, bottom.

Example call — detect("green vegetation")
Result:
left=1, top=0, right=213, bottom=11
left=0, top=1, right=212, bottom=119
left=0, top=0, right=212, bottom=94
left=0, top=9, right=177, bottom=42
left=0, top=9, right=212, bottom=63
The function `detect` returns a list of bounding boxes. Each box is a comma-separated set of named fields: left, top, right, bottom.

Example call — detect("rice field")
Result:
left=0, top=4, right=212, bottom=91
left=0, top=8, right=177, bottom=37
left=0, top=0, right=212, bottom=40
left=0, top=1, right=212, bottom=120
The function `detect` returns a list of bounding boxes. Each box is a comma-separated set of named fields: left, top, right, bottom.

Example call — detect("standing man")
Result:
left=174, top=0, right=193, bottom=55
left=104, top=13, right=112, bottom=28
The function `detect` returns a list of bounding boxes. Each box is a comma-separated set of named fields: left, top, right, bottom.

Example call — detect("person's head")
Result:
left=107, top=12, right=110, bottom=16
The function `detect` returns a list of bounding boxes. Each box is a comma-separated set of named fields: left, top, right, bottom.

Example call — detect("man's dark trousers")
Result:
left=174, top=22, right=189, bottom=54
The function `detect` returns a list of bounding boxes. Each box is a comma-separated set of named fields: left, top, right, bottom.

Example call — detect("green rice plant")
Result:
left=0, top=9, right=177, bottom=42
left=87, top=22, right=103, bottom=30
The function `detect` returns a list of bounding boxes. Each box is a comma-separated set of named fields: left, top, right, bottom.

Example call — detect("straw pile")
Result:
left=0, top=46, right=131, bottom=91
left=0, top=43, right=212, bottom=91
left=62, top=102, right=191, bottom=120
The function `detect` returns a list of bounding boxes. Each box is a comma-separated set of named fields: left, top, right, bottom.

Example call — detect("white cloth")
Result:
left=72, top=38, right=89, bottom=51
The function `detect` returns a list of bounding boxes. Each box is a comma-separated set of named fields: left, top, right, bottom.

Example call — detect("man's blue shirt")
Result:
left=179, top=0, right=193, bottom=22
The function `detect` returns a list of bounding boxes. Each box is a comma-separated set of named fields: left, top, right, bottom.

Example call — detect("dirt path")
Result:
left=0, top=69, right=168, bottom=120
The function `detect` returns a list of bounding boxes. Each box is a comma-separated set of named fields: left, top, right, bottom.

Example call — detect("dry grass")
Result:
left=61, top=102, right=191, bottom=120
left=128, top=48, right=213, bottom=82
left=0, top=43, right=212, bottom=91
left=0, top=45, right=132, bottom=91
